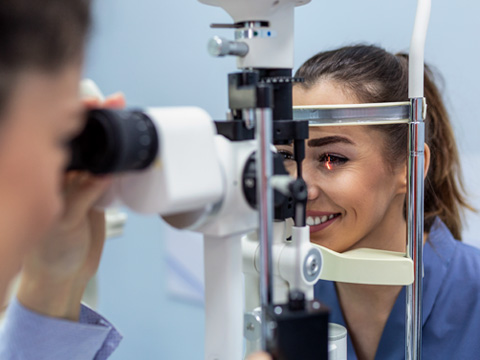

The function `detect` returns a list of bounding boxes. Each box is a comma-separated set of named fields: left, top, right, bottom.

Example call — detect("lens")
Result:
left=68, top=109, right=159, bottom=174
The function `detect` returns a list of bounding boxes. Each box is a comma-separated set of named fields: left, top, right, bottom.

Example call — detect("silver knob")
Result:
left=244, top=309, right=262, bottom=341
left=208, top=36, right=249, bottom=57
left=303, top=248, right=322, bottom=282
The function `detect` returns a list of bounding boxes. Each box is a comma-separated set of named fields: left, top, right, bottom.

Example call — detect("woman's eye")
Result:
left=278, top=150, right=294, bottom=161
left=318, top=153, right=348, bottom=170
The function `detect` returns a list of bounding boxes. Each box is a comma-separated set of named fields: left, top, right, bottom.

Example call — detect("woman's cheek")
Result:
left=325, top=169, right=366, bottom=200
left=284, top=161, right=297, bottom=176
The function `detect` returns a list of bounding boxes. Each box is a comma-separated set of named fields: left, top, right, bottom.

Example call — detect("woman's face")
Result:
left=280, top=81, right=407, bottom=253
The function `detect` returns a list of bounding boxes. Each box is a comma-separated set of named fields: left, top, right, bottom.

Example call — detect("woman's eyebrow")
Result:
left=307, top=136, right=354, bottom=147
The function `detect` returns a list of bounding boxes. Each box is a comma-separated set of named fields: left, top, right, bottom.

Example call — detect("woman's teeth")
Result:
left=306, top=214, right=336, bottom=226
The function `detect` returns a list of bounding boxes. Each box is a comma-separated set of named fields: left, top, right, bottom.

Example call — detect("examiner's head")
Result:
left=0, top=0, right=91, bottom=292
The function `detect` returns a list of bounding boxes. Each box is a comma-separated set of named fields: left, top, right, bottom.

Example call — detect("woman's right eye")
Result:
left=277, top=150, right=294, bottom=161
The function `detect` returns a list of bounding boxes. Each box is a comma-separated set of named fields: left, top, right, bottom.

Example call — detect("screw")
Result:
left=306, top=255, right=319, bottom=277
left=244, top=117, right=255, bottom=130
left=208, top=36, right=249, bottom=57
left=245, top=178, right=255, bottom=188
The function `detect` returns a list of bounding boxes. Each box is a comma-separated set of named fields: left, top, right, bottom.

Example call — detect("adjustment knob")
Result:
left=208, top=36, right=249, bottom=57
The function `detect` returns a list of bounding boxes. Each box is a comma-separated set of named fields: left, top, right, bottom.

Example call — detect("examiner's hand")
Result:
left=17, top=93, right=125, bottom=321
left=247, top=352, right=272, bottom=360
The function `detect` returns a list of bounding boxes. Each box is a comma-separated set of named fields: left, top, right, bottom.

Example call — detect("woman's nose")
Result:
left=302, top=164, right=321, bottom=201
left=307, top=183, right=320, bottom=201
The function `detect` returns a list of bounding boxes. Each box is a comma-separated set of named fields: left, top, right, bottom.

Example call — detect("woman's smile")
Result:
left=306, top=210, right=342, bottom=233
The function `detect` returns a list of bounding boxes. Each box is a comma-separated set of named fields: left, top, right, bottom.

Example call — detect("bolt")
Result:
left=306, top=255, right=319, bottom=277
left=245, top=178, right=255, bottom=188
left=268, top=321, right=277, bottom=333
left=208, top=36, right=248, bottom=57
left=274, top=306, right=283, bottom=315
left=244, top=117, right=255, bottom=130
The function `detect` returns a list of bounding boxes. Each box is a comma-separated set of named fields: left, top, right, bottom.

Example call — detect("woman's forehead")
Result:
left=308, top=125, right=368, bottom=137
left=293, top=81, right=357, bottom=106
left=307, top=125, right=386, bottom=148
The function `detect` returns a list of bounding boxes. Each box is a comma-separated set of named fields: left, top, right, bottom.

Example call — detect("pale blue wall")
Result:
left=85, top=1, right=480, bottom=359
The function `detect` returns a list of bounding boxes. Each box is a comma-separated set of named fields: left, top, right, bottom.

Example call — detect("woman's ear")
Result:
left=397, top=163, right=408, bottom=195
left=396, top=143, right=431, bottom=195
left=424, top=143, right=431, bottom=180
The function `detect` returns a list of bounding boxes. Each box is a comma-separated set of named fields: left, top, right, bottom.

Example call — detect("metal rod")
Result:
left=293, top=101, right=410, bottom=125
left=405, top=97, right=425, bottom=360
left=255, top=107, right=274, bottom=350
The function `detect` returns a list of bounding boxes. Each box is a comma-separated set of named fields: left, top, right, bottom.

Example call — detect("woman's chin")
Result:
left=309, top=237, right=345, bottom=253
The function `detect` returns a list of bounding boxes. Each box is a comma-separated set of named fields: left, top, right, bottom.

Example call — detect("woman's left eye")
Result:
left=318, top=153, right=348, bottom=170
left=278, top=149, right=295, bottom=161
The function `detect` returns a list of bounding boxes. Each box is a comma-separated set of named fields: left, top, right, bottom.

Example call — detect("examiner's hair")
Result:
left=0, top=0, right=91, bottom=114
left=295, top=44, right=474, bottom=240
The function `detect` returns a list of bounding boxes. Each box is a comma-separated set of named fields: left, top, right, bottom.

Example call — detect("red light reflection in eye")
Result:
left=325, top=156, right=333, bottom=170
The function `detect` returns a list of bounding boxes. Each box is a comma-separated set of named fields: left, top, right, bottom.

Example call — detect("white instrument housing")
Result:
left=199, top=0, right=310, bottom=69
left=97, top=107, right=224, bottom=217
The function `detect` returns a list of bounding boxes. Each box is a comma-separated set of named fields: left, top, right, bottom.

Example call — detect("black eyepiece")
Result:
left=68, top=109, right=159, bottom=174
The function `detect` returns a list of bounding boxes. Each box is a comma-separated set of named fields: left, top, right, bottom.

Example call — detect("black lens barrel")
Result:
left=68, top=109, right=159, bottom=175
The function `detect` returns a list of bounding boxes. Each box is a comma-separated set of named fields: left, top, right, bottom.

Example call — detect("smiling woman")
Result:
left=285, top=45, right=480, bottom=360
left=278, top=122, right=408, bottom=254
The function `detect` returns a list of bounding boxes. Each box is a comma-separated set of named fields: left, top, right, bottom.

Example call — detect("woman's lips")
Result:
left=306, top=211, right=341, bottom=233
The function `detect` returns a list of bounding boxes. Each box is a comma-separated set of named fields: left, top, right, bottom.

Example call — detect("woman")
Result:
left=278, top=45, right=479, bottom=359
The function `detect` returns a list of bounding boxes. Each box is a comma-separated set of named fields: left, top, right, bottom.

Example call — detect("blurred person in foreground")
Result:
left=0, top=0, right=123, bottom=357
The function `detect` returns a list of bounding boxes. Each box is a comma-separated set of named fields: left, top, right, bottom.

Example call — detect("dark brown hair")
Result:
left=295, top=45, right=474, bottom=240
left=0, top=0, right=91, bottom=113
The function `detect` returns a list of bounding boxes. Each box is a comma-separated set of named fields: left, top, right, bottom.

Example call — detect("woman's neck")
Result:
left=336, top=282, right=402, bottom=360
left=334, top=199, right=408, bottom=359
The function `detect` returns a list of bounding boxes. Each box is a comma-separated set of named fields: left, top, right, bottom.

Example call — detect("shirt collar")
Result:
left=314, top=217, right=458, bottom=358
left=422, top=217, right=458, bottom=324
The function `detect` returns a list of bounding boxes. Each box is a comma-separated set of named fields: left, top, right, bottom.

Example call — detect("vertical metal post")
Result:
left=255, top=106, right=274, bottom=350
left=405, top=97, right=426, bottom=360
left=204, top=234, right=244, bottom=360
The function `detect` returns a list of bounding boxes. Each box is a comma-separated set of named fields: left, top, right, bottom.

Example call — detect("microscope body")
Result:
left=73, top=0, right=431, bottom=357
left=89, top=104, right=259, bottom=359
left=77, top=0, right=339, bottom=359
left=200, top=0, right=307, bottom=69
left=96, top=106, right=224, bottom=217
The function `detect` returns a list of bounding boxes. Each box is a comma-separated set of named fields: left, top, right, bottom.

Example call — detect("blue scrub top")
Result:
left=314, top=217, right=480, bottom=359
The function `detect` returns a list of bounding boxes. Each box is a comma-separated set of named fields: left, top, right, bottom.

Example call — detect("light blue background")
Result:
left=85, top=1, right=480, bottom=359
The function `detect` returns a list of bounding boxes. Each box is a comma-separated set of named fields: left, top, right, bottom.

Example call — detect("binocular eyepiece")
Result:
left=68, top=109, right=159, bottom=175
